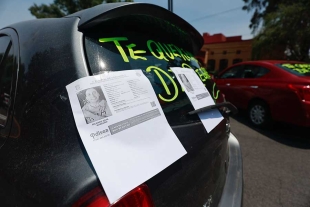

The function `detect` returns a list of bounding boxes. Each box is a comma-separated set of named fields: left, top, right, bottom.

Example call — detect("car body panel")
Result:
left=0, top=3, right=243, bottom=207
left=67, top=3, right=203, bottom=53
left=218, top=133, right=243, bottom=207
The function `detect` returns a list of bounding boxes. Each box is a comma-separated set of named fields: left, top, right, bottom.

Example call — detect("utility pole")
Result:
left=168, top=0, right=173, bottom=12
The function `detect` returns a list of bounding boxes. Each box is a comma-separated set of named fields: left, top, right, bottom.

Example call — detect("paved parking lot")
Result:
left=230, top=115, right=310, bottom=207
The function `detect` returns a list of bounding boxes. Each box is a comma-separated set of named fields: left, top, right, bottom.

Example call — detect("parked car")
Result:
left=0, top=3, right=242, bottom=207
left=214, top=60, right=310, bottom=127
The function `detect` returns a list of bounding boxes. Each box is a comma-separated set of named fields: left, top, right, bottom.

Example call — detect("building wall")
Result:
left=196, top=33, right=252, bottom=72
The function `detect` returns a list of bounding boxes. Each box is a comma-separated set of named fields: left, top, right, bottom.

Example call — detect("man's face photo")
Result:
left=85, top=88, right=100, bottom=104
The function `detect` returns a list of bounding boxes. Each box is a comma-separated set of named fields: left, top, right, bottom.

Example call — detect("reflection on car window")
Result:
left=0, top=36, right=11, bottom=64
left=0, top=37, right=13, bottom=126
left=220, top=65, right=243, bottom=78
left=256, top=67, right=269, bottom=77
left=243, top=65, right=269, bottom=78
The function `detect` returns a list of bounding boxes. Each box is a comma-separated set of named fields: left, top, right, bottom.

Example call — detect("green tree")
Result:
left=243, top=0, right=310, bottom=61
left=242, top=0, right=291, bottom=32
left=29, top=0, right=134, bottom=18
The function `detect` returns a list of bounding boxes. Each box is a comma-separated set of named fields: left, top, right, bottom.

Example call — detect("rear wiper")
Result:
left=188, top=102, right=238, bottom=115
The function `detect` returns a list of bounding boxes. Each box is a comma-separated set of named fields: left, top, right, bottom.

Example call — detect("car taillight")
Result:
left=288, top=84, right=310, bottom=102
left=72, top=184, right=154, bottom=207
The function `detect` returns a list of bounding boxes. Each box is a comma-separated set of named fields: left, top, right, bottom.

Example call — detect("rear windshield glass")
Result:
left=83, top=15, right=214, bottom=126
left=276, top=63, right=310, bottom=76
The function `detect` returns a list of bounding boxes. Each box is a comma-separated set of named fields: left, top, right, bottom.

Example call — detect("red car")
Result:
left=214, top=60, right=310, bottom=127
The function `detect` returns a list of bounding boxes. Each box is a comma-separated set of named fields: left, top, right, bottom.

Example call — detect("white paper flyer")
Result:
left=66, top=70, right=186, bottom=203
left=170, top=67, right=223, bottom=132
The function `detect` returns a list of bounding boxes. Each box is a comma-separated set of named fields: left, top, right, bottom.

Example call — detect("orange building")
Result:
left=196, top=33, right=252, bottom=72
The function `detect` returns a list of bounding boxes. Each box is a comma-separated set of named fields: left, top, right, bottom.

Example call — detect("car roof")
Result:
left=2, top=3, right=203, bottom=56
left=233, top=60, right=304, bottom=66
left=67, top=2, right=204, bottom=51
left=219, top=60, right=305, bottom=75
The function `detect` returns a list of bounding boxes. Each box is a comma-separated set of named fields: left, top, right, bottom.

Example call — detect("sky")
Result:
left=0, top=0, right=255, bottom=40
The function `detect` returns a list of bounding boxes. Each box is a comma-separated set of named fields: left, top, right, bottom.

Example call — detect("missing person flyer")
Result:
left=66, top=70, right=186, bottom=203
left=170, top=67, right=223, bottom=132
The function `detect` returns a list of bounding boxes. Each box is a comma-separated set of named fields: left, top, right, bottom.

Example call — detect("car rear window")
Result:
left=276, top=63, right=310, bottom=76
left=83, top=15, right=214, bottom=126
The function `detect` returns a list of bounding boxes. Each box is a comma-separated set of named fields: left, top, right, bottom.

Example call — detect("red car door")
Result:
left=215, top=65, right=245, bottom=108
left=216, top=64, right=271, bottom=110
left=236, top=64, right=271, bottom=109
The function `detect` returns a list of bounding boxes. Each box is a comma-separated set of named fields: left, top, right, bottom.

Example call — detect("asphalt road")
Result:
left=230, top=115, right=310, bottom=207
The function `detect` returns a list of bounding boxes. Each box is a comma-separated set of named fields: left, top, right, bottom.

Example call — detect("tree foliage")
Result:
left=244, top=0, right=310, bottom=61
left=29, top=0, right=134, bottom=18
left=242, top=0, right=289, bottom=32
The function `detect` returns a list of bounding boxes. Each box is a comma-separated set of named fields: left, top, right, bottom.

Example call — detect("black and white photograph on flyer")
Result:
left=178, top=74, right=194, bottom=92
left=77, top=86, right=112, bottom=124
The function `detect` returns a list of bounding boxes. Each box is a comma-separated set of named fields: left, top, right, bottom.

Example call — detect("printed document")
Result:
left=171, top=67, right=223, bottom=132
left=66, top=70, right=186, bottom=203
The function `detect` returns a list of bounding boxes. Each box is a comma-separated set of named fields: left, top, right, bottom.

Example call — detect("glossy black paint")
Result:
left=0, top=17, right=98, bottom=206
left=0, top=28, right=19, bottom=147
left=67, top=3, right=203, bottom=53
left=0, top=3, right=242, bottom=207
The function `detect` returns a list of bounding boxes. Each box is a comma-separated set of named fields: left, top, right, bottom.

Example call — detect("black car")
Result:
left=0, top=3, right=242, bottom=207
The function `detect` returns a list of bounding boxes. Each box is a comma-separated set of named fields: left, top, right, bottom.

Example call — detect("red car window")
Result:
left=220, top=65, right=244, bottom=78
left=243, top=65, right=270, bottom=78
left=276, top=63, right=310, bottom=76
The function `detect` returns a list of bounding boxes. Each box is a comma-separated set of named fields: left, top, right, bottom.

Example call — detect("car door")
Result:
left=216, top=64, right=270, bottom=109
left=236, top=64, right=270, bottom=108
left=215, top=65, right=245, bottom=107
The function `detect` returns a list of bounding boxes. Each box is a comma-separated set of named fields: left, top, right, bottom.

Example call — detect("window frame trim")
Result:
left=0, top=28, right=19, bottom=131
